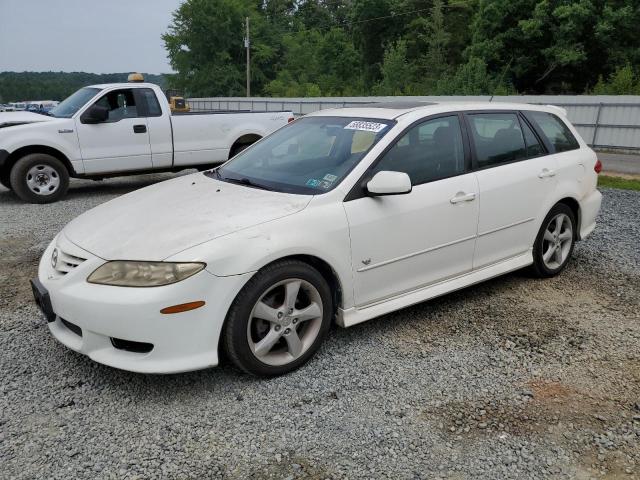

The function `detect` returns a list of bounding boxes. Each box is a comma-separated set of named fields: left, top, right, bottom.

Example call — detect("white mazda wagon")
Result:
left=33, top=102, right=602, bottom=376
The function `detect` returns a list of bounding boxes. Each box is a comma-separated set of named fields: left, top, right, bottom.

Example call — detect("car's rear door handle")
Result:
left=450, top=192, right=476, bottom=204
left=538, top=168, right=556, bottom=178
left=133, top=124, right=147, bottom=134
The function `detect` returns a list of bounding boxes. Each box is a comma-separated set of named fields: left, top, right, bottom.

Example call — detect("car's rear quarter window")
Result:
left=526, top=111, right=580, bottom=153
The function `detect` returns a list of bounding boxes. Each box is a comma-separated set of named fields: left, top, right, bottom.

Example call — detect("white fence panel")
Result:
left=188, top=96, right=640, bottom=150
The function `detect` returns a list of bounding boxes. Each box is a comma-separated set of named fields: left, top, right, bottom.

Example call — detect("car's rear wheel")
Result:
left=0, top=169, right=11, bottom=190
left=530, top=203, right=576, bottom=277
left=9, top=153, right=69, bottom=203
left=222, top=260, right=332, bottom=376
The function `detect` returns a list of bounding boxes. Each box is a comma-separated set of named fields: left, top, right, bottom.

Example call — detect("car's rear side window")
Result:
left=466, top=113, right=527, bottom=168
left=526, top=111, right=579, bottom=153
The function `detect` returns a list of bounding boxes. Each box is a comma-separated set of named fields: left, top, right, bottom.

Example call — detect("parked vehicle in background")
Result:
left=9, top=102, right=27, bottom=111
left=0, top=76, right=293, bottom=202
left=25, top=101, right=59, bottom=114
left=32, top=101, right=602, bottom=376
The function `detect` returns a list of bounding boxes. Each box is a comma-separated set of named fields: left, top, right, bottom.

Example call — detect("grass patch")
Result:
left=598, top=175, right=640, bottom=191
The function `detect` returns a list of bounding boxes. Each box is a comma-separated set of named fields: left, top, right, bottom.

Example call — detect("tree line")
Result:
left=0, top=72, right=166, bottom=103
left=162, top=0, right=640, bottom=97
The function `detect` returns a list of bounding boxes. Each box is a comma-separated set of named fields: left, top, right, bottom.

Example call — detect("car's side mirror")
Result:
left=366, top=171, right=412, bottom=196
left=81, top=105, right=109, bottom=124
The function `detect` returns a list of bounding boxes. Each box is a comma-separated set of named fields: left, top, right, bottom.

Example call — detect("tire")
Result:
left=0, top=169, right=11, bottom=190
left=529, top=203, right=576, bottom=278
left=9, top=153, right=69, bottom=204
left=222, top=260, right=333, bottom=376
left=229, top=143, right=250, bottom=159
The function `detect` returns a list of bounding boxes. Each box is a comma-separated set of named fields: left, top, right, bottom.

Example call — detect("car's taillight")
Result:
left=594, top=158, right=602, bottom=174
left=288, top=116, right=295, bottom=123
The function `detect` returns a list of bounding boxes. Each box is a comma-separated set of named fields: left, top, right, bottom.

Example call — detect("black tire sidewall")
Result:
left=0, top=169, right=11, bottom=190
left=532, top=203, right=576, bottom=277
left=9, top=153, right=69, bottom=203
left=223, top=260, right=333, bottom=376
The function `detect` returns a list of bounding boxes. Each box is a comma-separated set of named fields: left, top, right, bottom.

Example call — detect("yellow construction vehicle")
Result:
left=165, top=89, right=190, bottom=113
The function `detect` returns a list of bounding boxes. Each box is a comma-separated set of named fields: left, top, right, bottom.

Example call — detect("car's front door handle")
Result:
left=450, top=192, right=476, bottom=204
left=538, top=168, right=556, bottom=179
left=133, top=124, right=147, bottom=134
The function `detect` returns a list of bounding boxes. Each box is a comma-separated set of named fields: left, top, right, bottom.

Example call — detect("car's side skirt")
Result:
left=336, top=250, right=533, bottom=328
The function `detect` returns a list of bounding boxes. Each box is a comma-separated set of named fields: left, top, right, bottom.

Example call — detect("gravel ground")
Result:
left=1, top=176, right=639, bottom=479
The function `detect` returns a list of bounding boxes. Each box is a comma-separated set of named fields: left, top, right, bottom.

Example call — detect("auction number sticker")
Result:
left=344, top=121, right=387, bottom=133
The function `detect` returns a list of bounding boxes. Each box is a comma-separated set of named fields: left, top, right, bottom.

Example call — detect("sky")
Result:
left=0, top=0, right=182, bottom=73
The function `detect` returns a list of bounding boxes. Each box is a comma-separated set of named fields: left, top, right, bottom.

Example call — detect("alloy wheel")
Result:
left=541, top=213, right=573, bottom=270
left=247, top=278, right=323, bottom=366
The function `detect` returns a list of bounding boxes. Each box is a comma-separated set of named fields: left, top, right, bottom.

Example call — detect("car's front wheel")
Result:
left=222, top=260, right=332, bottom=376
left=9, top=153, right=69, bottom=203
left=530, top=203, right=576, bottom=277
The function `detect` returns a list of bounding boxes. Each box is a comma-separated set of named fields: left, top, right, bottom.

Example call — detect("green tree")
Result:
left=374, top=40, right=414, bottom=95
left=591, top=65, right=640, bottom=95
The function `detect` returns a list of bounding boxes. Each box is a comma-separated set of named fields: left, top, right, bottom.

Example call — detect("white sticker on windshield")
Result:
left=344, top=121, right=387, bottom=133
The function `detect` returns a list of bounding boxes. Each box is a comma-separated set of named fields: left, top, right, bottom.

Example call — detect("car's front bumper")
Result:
left=37, top=233, right=253, bottom=374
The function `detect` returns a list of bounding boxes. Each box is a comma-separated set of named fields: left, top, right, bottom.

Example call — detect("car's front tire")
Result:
left=222, top=260, right=333, bottom=376
left=530, top=203, right=576, bottom=278
left=9, top=153, right=69, bottom=203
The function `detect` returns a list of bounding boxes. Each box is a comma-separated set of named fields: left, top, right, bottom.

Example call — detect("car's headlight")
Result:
left=87, top=261, right=206, bottom=287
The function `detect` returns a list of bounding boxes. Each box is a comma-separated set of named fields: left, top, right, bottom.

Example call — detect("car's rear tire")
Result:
left=222, top=260, right=333, bottom=376
left=529, top=203, right=576, bottom=278
left=9, top=153, right=69, bottom=204
left=229, top=143, right=250, bottom=158
left=0, top=169, right=11, bottom=190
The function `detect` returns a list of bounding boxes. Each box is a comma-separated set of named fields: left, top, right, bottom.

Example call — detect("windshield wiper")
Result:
left=220, top=175, right=274, bottom=191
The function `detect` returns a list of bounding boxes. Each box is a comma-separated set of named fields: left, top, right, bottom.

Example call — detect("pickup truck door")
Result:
left=75, top=88, right=152, bottom=174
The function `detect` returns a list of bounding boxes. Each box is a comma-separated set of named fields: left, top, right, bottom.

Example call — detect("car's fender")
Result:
left=0, top=119, right=84, bottom=174
left=164, top=198, right=356, bottom=310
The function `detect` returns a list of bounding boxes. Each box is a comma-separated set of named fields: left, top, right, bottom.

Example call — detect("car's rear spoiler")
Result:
left=544, top=105, right=568, bottom=117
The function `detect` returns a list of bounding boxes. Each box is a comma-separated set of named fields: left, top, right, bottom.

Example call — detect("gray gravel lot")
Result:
left=1, top=176, right=639, bottom=479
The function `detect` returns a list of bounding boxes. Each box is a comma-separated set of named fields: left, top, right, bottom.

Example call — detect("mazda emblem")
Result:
left=51, top=248, right=58, bottom=269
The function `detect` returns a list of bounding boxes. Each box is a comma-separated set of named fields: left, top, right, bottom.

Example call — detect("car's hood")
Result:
left=64, top=173, right=312, bottom=261
left=0, top=111, right=54, bottom=128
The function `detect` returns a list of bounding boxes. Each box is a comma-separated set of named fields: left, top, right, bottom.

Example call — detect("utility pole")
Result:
left=245, top=17, right=250, bottom=97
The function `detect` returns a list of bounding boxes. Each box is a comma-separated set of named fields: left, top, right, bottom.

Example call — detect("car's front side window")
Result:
left=216, top=116, right=394, bottom=194
left=93, top=89, right=139, bottom=122
left=372, top=115, right=466, bottom=185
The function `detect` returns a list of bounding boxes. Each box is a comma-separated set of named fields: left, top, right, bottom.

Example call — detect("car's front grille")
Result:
left=53, top=249, right=86, bottom=276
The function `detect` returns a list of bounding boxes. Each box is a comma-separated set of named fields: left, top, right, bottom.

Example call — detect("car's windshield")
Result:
left=215, top=116, right=394, bottom=194
left=49, top=87, right=101, bottom=118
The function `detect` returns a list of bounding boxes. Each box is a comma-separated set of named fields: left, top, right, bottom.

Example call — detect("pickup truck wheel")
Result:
left=0, top=170, right=11, bottom=190
left=229, top=143, right=250, bottom=158
left=222, top=260, right=332, bottom=377
left=9, top=153, right=70, bottom=204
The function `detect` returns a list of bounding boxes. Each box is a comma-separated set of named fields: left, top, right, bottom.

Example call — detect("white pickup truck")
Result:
left=0, top=81, right=293, bottom=203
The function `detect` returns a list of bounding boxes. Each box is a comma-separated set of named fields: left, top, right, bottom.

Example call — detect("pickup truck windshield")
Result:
left=216, top=116, right=394, bottom=194
left=49, top=87, right=101, bottom=118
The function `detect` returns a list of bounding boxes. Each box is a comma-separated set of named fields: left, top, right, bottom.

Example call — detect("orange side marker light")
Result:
left=160, top=301, right=206, bottom=314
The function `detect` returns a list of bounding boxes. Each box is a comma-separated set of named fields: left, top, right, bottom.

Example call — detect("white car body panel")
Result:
left=344, top=172, right=479, bottom=306
left=63, top=174, right=312, bottom=261
left=36, top=101, right=603, bottom=373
